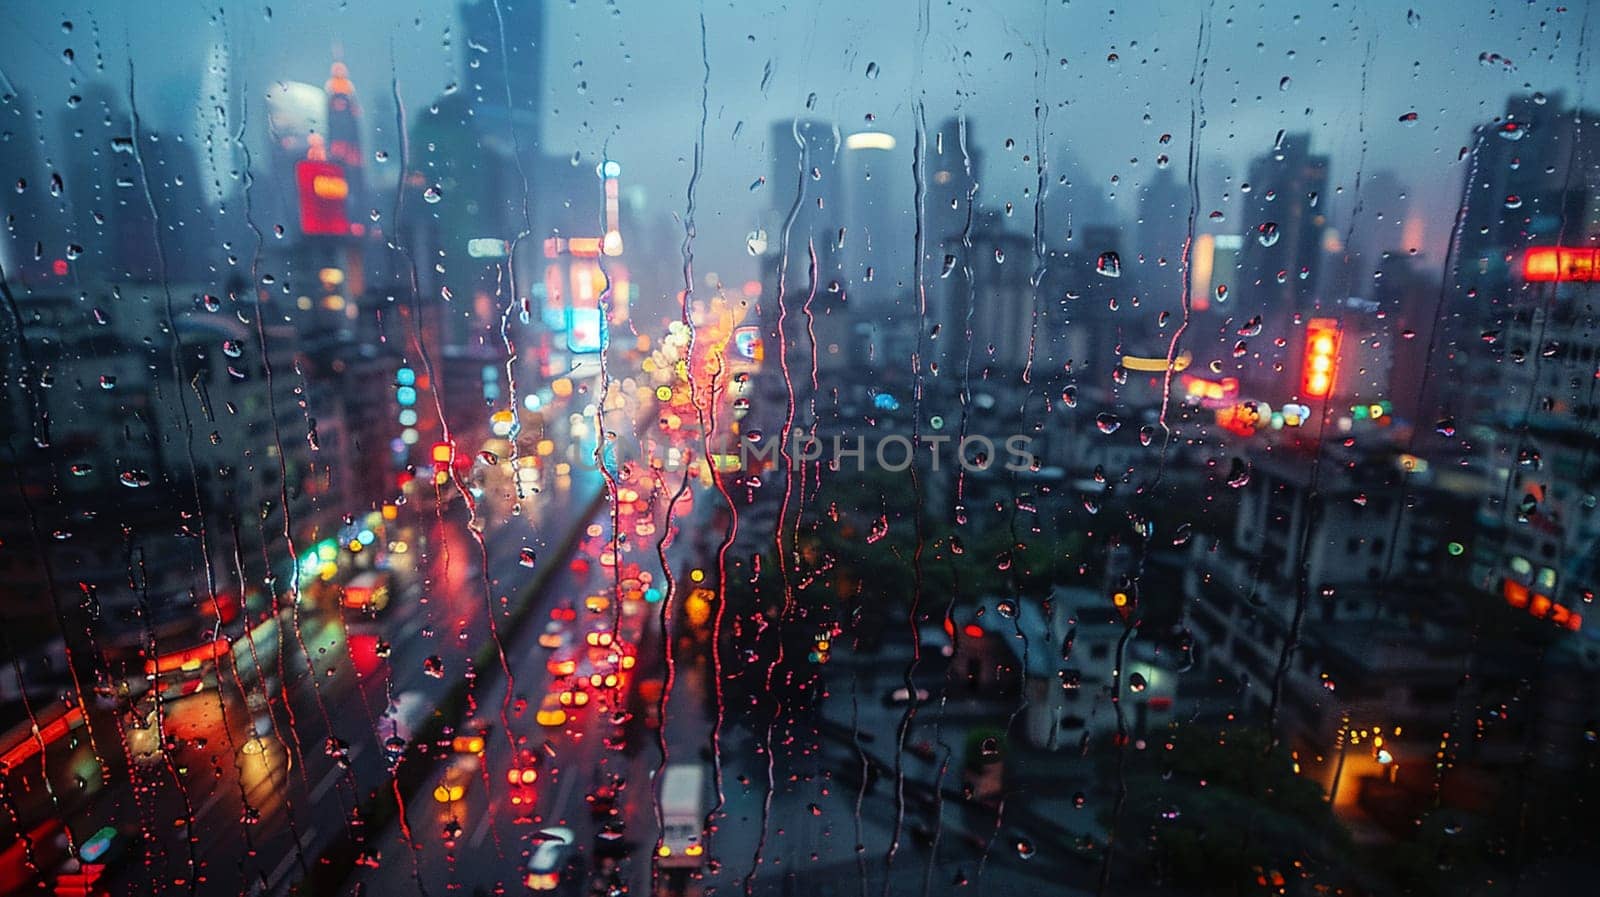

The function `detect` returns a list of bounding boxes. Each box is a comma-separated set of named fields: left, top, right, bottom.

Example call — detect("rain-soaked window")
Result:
left=2, top=2, right=1599, bottom=896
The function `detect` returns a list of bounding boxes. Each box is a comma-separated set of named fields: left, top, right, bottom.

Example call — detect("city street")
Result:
left=75, top=415, right=613, bottom=896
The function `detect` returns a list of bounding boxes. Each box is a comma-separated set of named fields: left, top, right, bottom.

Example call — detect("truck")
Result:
left=655, top=763, right=706, bottom=872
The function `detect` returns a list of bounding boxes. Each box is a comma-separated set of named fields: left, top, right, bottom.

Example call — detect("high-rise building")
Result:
left=931, top=211, right=1035, bottom=378
left=1232, top=132, right=1331, bottom=402
left=1425, top=93, right=1600, bottom=424
left=460, top=0, right=546, bottom=151
left=1136, top=166, right=1190, bottom=289
left=925, top=116, right=983, bottom=271
left=325, top=60, right=369, bottom=227
left=0, top=85, right=64, bottom=285
left=765, top=118, right=843, bottom=295
left=840, top=129, right=907, bottom=305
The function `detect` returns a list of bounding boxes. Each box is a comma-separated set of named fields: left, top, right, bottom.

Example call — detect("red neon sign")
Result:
left=296, top=159, right=351, bottom=236
left=1502, top=579, right=1582, bottom=631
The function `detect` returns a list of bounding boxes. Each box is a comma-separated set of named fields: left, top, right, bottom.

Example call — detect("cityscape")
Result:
left=1, top=1, right=1598, bottom=896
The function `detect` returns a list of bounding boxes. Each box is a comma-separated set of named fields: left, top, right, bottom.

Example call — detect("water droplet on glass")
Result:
left=423, top=184, right=443, bottom=203
left=1095, top=412, right=1121, bottom=435
left=1256, top=222, right=1280, bottom=247
left=1226, top=457, right=1251, bottom=488
left=1095, top=251, right=1122, bottom=278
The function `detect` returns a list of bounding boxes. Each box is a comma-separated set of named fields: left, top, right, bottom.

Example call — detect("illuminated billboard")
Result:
left=567, top=307, right=606, bottom=353
left=1522, top=247, right=1598, bottom=283
left=296, top=160, right=351, bottom=236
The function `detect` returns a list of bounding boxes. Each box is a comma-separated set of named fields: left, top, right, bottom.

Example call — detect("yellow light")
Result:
left=1121, top=351, right=1192, bottom=373
left=382, top=504, right=398, bottom=521
left=552, top=378, right=573, bottom=398
left=690, top=569, right=705, bottom=583
left=685, top=844, right=704, bottom=856
left=1310, top=356, right=1332, bottom=373
left=844, top=132, right=897, bottom=151
left=537, top=439, right=555, bottom=457
left=312, top=175, right=349, bottom=200
left=657, top=845, right=671, bottom=857
left=656, top=386, right=673, bottom=401
left=1313, top=336, right=1335, bottom=356
left=1112, top=592, right=1129, bottom=607
left=318, top=267, right=345, bottom=286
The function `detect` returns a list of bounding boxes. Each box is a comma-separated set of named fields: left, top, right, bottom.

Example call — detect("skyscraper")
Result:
left=765, top=118, right=842, bottom=295
left=925, top=116, right=983, bottom=264
left=1424, top=93, right=1600, bottom=424
left=1232, top=132, right=1330, bottom=401
left=460, top=0, right=546, bottom=153
left=840, top=129, right=907, bottom=305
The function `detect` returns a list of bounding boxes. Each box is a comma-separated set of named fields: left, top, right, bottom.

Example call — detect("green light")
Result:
left=81, top=826, right=116, bottom=862
left=1447, top=542, right=1464, bottom=557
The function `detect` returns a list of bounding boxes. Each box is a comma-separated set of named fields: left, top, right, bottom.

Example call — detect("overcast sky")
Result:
left=2, top=0, right=1592, bottom=284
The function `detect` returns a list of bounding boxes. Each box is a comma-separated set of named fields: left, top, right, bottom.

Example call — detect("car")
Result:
left=536, top=693, right=568, bottom=728
left=593, top=818, right=629, bottom=857
left=524, top=826, right=575, bottom=891
left=558, top=685, right=590, bottom=708
left=433, top=754, right=477, bottom=804
left=883, top=686, right=931, bottom=707
left=507, top=751, right=540, bottom=811
left=586, top=774, right=626, bottom=818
